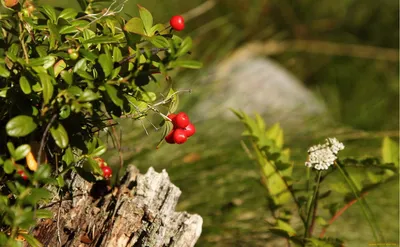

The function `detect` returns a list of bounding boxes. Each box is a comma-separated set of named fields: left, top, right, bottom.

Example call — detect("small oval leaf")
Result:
left=14, top=144, right=31, bottom=161
left=124, top=17, right=145, bottom=35
left=98, top=54, right=112, bottom=78
left=20, top=76, right=32, bottom=94
left=6, top=115, right=37, bottom=137
left=50, top=123, right=69, bottom=149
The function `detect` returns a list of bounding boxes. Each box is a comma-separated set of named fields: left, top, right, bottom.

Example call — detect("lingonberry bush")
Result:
left=233, top=110, right=399, bottom=247
left=0, top=0, right=201, bottom=245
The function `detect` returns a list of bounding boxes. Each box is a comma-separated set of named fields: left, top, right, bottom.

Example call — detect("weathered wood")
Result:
left=28, top=166, right=202, bottom=247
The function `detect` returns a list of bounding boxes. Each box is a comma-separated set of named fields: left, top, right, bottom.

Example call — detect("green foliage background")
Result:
left=37, top=0, right=400, bottom=246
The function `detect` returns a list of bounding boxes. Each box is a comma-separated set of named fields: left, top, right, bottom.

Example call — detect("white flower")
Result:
left=305, top=137, right=345, bottom=170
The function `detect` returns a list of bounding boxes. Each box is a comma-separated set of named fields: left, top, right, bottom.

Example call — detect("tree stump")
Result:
left=27, top=166, right=203, bottom=247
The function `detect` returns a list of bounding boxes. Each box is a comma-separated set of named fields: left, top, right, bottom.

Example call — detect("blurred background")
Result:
left=40, top=0, right=399, bottom=246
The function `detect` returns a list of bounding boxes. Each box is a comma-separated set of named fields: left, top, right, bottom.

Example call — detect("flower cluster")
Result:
left=305, top=138, right=345, bottom=170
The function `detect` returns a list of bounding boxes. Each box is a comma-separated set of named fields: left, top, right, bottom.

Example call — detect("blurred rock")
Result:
left=192, top=42, right=329, bottom=129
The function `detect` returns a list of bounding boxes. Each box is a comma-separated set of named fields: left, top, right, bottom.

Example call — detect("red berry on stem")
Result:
left=17, top=170, right=28, bottom=180
left=165, top=130, right=176, bottom=144
left=183, top=123, right=196, bottom=137
left=170, top=15, right=185, bottom=31
left=102, top=166, right=112, bottom=179
left=173, top=129, right=187, bottom=144
left=174, top=112, right=190, bottom=129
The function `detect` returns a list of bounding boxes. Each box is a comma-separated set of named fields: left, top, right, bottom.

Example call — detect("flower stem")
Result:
left=304, top=170, right=322, bottom=244
left=335, top=161, right=383, bottom=242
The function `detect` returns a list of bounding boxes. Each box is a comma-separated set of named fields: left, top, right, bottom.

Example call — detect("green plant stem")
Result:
left=335, top=161, right=383, bottom=242
left=304, top=170, right=322, bottom=244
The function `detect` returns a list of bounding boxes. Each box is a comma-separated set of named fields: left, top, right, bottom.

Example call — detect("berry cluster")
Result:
left=165, top=112, right=196, bottom=144
left=94, top=157, right=113, bottom=179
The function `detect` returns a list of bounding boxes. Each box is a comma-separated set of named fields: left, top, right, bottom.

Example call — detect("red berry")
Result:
left=167, top=113, right=177, bottom=123
left=17, top=170, right=28, bottom=180
left=165, top=130, right=176, bottom=144
left=183, top=123, right=196, bottom=137
left=170, top=15, right=185, bottom=31
left=173, top=112, right=190, bottom=129
left=102, top=166, right=112, bottom=179
left=173, top=129, right=187, bottom=144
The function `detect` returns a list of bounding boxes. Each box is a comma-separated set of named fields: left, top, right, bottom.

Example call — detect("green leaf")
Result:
left=21, top=188, right=52, bottom=206
left=83, top=157, right=102, bottom=174
left=59, top=25, right=80, bottom=34
left=73, top=58, right=87, bottom=72
left=91, top=144, right=107, bottom=157
left=104, top=84, right=123, bottom=107
left=6, top=115, right=37, bottom=137
left=79, top=89, right=99, bottom=102
left=266, top=123, right=284, bottom=149
left=156, top=121, right=174, bottom=149
left=81, top=36, right=120, bottom=45
left=124, top=17, right=145, bottom=35
left=0, top=64, right=10, bottom=78
left=40, top=5, right=57, bottom=23
left=50, top=123, right=69, bottom=149
left=382, top=137, right=399, bottom=168
left=59, top=105, right=70, bottom=119
left=76, top=69, right=93, bottom=80
left=56, top=175, right=65, bottom=187
left=176, top=37, right=193, bottom=57
left=149, top=36, right=169, bottom=48
left=171, top=60, right=203, bottom=69
left=20, top=76, right=32, bottom=94
left=60, top=70, right=73, bottom=84
left=79, top=49, right=98, bottom=62
left=33, top=164, right=52, bottom=182
left=59, top=8, right=78, bottom=20
left=53, top=60, right=66, bottom=77
left=4, top=159, right=15, bottom=174
left=28, top=56, right=56, bottom=69
left=38, top=73, right=54, bottom=105
left=150, top=23, right=167, bottom=36
left=112, top=47, right=122, bottom=62
left=15, top=211, right=36, bottom=229
left=98, top=54, right=113, bottom=77
left=138, top=5, right=153, bottom=35
left=35, top=209, right=53, bottom=219
left=14, top=144, right=31, bottom=161
left=36, top=46, right=48, bottom=57
left=48, top=21, right=60, bottom=50
left=141, top=91, right=156, bottom=102
left=62, top=147, right=74, bottom=165
left=7, top=142, right=15, bottom=156
left=166, top=88, right=179, bottom=113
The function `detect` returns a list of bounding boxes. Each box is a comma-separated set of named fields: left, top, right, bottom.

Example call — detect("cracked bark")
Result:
left=26, top=166, right=202, bottom=247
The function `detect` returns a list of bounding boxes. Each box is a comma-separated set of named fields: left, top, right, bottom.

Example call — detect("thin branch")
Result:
left=37, top=114, right=58, bottom=165
left=308, top=189, right=319, bottom=236
left=234, top=40, right=399, bottom=62
left=181, top=0, right=216, bottom=22
left=319, top=192, right=368, bottom=238
left=18, top=14, right=29, bottom=63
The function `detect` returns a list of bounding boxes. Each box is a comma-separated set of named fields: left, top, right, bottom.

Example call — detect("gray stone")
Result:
left=192, top=44, right=328, bottom=128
